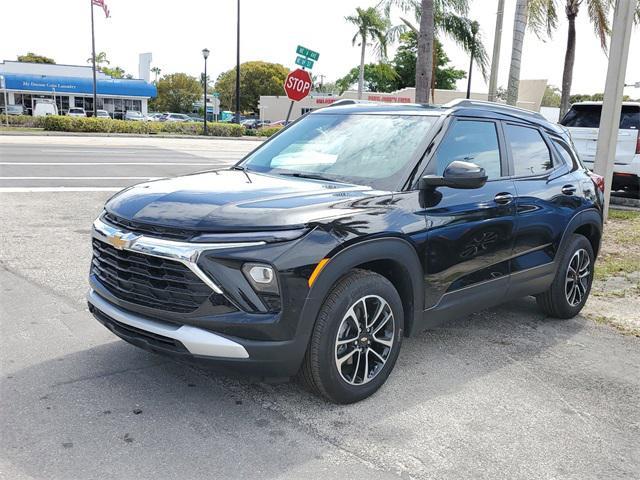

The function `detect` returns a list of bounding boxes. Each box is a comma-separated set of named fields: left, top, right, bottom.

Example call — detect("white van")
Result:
left=33, top=102, right=59, bottom=117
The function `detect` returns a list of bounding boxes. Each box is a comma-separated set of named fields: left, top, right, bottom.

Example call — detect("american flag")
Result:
left=92, top=0, right=110, bottom=18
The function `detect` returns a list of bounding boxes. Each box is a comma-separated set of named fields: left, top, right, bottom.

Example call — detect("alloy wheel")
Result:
left=565, top=248, right=591, bottom=307
left=334, top=295, right=394, bottom=385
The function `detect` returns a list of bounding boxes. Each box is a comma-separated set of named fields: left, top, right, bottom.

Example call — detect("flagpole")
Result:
left=90, top=0, right=98, bottom=118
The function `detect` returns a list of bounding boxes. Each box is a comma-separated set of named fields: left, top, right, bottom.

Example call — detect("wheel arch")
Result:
left=300, top=237, right=424, bottom=340
left=559, top=208, right=603, bottom=259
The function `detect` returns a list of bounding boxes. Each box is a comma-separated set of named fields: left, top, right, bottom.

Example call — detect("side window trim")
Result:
left=424, top=117, right=508, bottom=182
left=502, top=121, right=556, bottom=179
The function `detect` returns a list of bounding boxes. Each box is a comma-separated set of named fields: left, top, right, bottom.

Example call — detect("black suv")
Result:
left=88, top=100, right=604, bottom=403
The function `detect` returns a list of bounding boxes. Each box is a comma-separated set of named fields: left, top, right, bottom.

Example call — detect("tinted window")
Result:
left=560, top=104, right=640, bottom=129
left=242, top=113, right=437, bottom=190
left=434, top=120, right=502, bottom=179
left=505, top=124, right=553, bottom=176
left=551, top=139, right=575, bottom=167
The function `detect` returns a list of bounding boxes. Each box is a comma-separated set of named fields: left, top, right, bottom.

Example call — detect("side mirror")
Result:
left=419, top=160, right=488, bottom=190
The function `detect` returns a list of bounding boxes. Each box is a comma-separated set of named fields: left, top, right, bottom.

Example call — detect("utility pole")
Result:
left=488, top=0, right=505, bottom=102
left=90, top=0, right=98, bottom=117
left=235, top=0, right=241, bottom=124
left=593, top=0, right=637, bottom=220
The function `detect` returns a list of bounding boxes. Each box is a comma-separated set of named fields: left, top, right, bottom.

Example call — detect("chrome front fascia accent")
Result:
left=88, top=289, right=250, bottom=358
left=92, top=216, right=265, bottom=295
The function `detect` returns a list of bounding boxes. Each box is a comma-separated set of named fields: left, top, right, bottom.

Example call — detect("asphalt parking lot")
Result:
left=1, top=135, right=639, bottom=480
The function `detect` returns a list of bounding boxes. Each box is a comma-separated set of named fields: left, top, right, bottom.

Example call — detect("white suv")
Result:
left=68, top=107, right=87, bottom=117
left=560, top=102, right=640, bottom=196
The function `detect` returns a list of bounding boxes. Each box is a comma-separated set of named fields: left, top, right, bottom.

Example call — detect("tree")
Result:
left=558, top=0, right=613, bottom=118
left=87, top=51, right=110, bottom=70
left=541, top=85, right=561, bottom=107
left=336, top=63, right=399, bottom=93
left=151, top=67, right=162, bottom=84
left=345, top=7, right=391, bottom=99
left=17, top=52, right=55, bottom=64
left=391, top=31, right=465, bottom=90
left=101, top=66, right=132, bottom=79
left=214, top=61, right=289, bottom=113
left=151, top=73, right=202, bottom=113
left=506, top=0, right=557, bottom=105
left=381, top=0, right=488, bottom=103
left=415, top=0, right=434, bottom=103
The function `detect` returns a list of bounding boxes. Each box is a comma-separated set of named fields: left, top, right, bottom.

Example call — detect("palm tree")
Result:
left=346, top=7, right=391, bottom=99
left=506, top=0, right=557, bottom=105
left=86, top=51, right=110, bottom=70
left=151, top=67, right=161, bottom=84
left=558, top=0, right=610, bottom=117
left=380, top=0, right=489, bottom=104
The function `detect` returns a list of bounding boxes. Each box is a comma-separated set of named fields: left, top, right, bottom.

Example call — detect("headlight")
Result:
left=242, top=263, right=279, bottom=295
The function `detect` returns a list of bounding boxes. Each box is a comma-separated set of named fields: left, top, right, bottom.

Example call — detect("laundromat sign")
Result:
left=21, top=80, right=78, bottom=91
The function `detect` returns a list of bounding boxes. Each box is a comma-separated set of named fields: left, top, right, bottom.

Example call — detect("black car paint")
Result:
left=91, top=103, right=603, bottom=376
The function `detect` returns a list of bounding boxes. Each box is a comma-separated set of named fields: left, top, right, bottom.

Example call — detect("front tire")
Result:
left=536, top=234, right=595, bottom=319
left=300, top=269, right=403, bottom=404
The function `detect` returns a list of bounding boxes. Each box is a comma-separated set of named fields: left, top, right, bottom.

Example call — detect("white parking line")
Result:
left=0, top=187, right=124, bottom=192
left=1, top=176, right=159, bottom=180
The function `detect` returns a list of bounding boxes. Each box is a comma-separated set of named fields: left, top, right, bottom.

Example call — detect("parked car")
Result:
left=189, top=116, right=204, bottom=122
left=146, top=113, right=163, bottom=122
left=124, top=110, right=145, bottom=121
left=88, top=99, right=604, bottom=404
left=95, top=110, right=111, bottom=119
left=68, top=107, right=87, bottom=117
left=243, top=119, right=271, bottom=129
left=560, top=101, right=640, bottom=195
left=1, top=104, right=24, bottom=115
left=33, top=102, right=59, bottom=117
left=159, top=113, right=192, bottom=122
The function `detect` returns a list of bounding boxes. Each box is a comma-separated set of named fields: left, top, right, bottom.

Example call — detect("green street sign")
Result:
left=295, top=56, right=314, bottom=69
left=212, top=92, right=220, bottom=97
left=296, top=45, right=320, bottom=61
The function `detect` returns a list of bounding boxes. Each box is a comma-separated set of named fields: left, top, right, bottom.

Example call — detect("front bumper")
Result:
left=88, top=289, right=310, bottom=377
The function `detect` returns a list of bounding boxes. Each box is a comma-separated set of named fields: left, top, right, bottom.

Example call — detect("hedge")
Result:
left=1, top=115, right=46, bottom=128
left=256, top=126, right=284, bottom=137
left=40, top=116, right=246, bottom=137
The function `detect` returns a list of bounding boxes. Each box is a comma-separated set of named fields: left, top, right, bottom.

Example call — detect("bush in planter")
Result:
left=2, top=114, right=46, bottom=128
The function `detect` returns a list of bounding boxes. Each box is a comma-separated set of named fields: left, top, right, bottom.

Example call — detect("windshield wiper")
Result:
left=279, top=172, right=340, bottom=182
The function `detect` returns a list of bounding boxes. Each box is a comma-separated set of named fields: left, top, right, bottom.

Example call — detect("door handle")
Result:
left=561, top=184, right=577, bottom=195
left=494, top=193, right=514, bottom=205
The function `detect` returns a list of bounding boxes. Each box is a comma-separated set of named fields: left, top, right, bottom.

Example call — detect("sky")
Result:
left=1, top=0, right=638, bottom=97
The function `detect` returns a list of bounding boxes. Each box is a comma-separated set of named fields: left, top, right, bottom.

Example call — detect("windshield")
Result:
left=240, top=113, right=437, bottom=190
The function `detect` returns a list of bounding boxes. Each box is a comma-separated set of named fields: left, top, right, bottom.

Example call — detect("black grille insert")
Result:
left=91, top=238, right=212, bottom=313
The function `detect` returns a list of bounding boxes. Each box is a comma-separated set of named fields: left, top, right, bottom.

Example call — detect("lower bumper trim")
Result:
left=87, top=289, right=249, bottom=359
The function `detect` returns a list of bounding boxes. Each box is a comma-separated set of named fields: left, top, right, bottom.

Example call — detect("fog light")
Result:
left=249, top=265, right=274, bottom=284
left=242, top=263, right=279, bottom=294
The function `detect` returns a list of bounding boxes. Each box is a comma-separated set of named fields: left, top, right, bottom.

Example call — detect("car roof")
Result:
left=571, top=101, right=640, bottom=106
left=312, top=98, right=566, bottom=136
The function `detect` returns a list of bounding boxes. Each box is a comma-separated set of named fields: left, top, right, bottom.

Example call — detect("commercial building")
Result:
left=0, top=60, right=156, bottom=117
left=258, top=79, right=548, bottom=123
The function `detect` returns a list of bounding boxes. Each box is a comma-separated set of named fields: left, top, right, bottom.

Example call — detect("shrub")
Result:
left=1, top=114, right=46, bottom=128
left=256, top=126, right=283, bottom=137
left=41, top=116, right=246, bottom=137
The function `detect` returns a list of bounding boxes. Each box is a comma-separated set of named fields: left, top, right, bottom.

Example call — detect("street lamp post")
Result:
left=235, top=0, right=241, bottom=124
left=202, top=48, right=210, bottom=136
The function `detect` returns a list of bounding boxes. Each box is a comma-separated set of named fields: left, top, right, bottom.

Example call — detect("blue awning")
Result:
left=1, top=73, right=157, bottom=98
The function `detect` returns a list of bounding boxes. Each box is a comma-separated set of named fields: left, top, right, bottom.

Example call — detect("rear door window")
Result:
left=504, top=124, right=554, bottom=177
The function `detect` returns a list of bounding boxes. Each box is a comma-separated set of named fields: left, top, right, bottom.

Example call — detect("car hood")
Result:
left=105, top=169, right=387, bottom=232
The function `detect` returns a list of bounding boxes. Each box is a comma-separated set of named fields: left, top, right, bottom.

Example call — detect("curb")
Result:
left=0, top=130, right=265, bottom=141
left=610, top=195, right=640, bottom=209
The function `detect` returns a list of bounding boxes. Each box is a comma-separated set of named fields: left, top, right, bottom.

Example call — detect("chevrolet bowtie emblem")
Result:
left=106, top=231, right=137, bottom=250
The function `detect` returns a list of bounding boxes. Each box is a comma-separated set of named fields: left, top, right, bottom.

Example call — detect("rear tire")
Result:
left=536, top=234, right=594, bottom=319
left=300, top=269, right=403, bottom=404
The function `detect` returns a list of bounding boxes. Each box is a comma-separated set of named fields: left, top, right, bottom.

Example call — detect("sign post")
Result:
left=283, top=45, right=319, bottom=123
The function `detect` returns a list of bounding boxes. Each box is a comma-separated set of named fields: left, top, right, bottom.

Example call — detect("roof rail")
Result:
left=443, top=98, right=547, bottom=121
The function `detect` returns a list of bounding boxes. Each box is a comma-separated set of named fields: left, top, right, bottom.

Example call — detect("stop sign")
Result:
left=284, top=69, right=313, bottom=102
